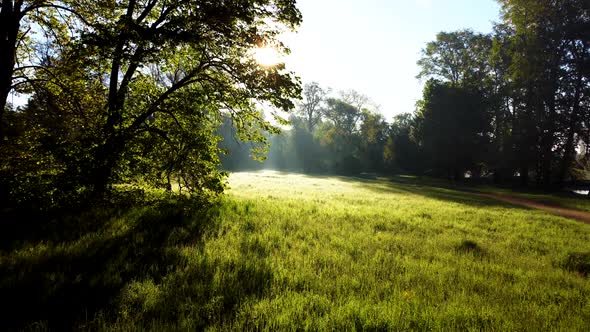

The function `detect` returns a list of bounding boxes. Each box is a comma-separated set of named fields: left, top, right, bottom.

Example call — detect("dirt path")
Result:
left=479, top=193, right=590, bottom=224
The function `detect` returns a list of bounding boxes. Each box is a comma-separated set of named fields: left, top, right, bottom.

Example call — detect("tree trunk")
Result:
left=0, top=0, right=21, bottom=142
left=520, top=165, right=529, bottom=186
left=558, top=75, right=583, bottom=186
left=540, top=111, right=555, bottom=188
left=89, top=136, right=125, bottom=199
left=166, top=172, right=172, bottom=192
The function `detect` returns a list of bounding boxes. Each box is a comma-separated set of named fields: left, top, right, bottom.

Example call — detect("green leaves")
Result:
left=1, top=0, right=303, bottom=208
left=417, top=30, right=493, bottom=88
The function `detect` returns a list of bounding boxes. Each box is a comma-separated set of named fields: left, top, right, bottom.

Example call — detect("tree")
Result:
left=324, top=98, right=361, bottom=135
left=339, top=89, right=372, bottom=112
left=383, top=113, right=422, bottom=173
left=417, top=30, right=493, bottom=88
left=80, top=1, right=302, bottom=196
left=414, top=80, right=489, bottom=179
left=319, top=98, right=362, bottom=174
left=416, top=30, right=493, bottom=179
left=358, top=109, right=388, bottom=172
left=1, top=0, right=303, bottom=206
left=0, top=0, right=91, bottom=142
left=297, top=82, right=329, bottom=132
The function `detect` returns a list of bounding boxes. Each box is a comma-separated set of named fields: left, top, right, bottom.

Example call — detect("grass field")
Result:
left=1, top=171, right=590, bottom=330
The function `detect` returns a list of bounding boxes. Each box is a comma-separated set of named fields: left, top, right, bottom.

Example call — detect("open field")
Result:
left=1, top=171, right=590, bottom=330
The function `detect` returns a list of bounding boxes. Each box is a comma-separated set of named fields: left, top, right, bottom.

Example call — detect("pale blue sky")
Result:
left=282, top=0, right=502, bottom=120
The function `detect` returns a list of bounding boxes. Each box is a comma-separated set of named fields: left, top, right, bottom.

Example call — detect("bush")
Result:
left=561, top=252, right=590, bottom=277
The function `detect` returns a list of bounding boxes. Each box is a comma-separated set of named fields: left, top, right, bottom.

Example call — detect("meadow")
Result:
left=1, top=171, right=590, bottom=330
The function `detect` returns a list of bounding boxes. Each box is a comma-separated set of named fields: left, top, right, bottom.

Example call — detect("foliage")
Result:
left=417, top=29, right=493, bottom=87
left=384, top=113, right=422, bottom=173
left=412, top=0, right=590, bottom=186
left=219, top=83, right=397, bottom=175
left=297, top=81, right=329, bottom=132
left=1, top=0, right=303, bottom=209
left=414, top=80, right=489, bottom=179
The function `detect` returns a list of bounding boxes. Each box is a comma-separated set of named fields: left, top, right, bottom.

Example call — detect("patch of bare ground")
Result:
left=480, top=193, right=590, bottom=224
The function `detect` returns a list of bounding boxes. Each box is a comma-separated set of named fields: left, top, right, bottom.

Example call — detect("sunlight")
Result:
left=252, top=46, right=282, bottom=67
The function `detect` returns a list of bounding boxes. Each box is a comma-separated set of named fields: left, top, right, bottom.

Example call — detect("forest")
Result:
left=1, top=0, right=590, bottom=330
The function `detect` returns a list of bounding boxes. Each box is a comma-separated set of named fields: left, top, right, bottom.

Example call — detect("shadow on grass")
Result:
left=0, top=195, right=273, bottom=330
left=337, top=175, right=524, bottom=209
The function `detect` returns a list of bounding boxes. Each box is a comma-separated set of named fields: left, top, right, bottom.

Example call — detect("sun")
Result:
left=252, top=46, right=282, bottom=67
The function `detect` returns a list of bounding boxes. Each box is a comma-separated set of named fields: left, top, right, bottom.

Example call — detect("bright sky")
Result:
left=281, top=0, right=502, bottom=120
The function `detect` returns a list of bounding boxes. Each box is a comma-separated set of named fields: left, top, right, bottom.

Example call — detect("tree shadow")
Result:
left=336, top=175, right=528, bottom=210
left=0, top=196, right=273, bottom=330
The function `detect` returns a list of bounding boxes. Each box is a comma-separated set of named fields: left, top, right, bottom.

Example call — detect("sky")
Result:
left=280, top=0, right=502, bottom=120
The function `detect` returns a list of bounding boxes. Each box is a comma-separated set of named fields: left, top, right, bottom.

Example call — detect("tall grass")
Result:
left=1, top=171, right=589, bottom=330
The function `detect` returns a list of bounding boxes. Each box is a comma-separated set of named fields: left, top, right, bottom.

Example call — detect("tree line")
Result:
left=416, top=0, right=589, bottom=188
left=220, top=83, right=411, bottom=176
left=223, top=0, right=590, bottom=190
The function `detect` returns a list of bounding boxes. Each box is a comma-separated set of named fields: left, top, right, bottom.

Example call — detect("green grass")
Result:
left=1, top=171, right=590, bottom=330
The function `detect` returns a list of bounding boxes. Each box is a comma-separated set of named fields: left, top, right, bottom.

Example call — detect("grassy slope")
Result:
left=1, top=171, right=590, bottom=330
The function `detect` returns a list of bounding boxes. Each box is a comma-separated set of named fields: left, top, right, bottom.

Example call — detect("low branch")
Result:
left=10, top=77, right=48, bottom=90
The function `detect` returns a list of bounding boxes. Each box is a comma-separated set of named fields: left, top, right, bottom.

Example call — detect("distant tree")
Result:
left=358, top=110, right=388, bottom=172
left=291, top=115, right=321, bottom=172
left=319, top=98, right=362, bottom=174
left=297, top=82, right=329, bottom=132
left=339, top=89, right=372, bottom=112
left=218, top=116, right=268, bottom=172
left=324, top=98, right=361, bottom=135
left=384, top=113, right=422, bottom=173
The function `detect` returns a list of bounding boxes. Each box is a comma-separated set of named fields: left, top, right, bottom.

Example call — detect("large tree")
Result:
left=416, top=30, right=493, bottom=179
left=414, top=80, right=489, bottom=179
left=1, top=0, right=303, bottom=205
left=417, top=29, right=493, bottom=88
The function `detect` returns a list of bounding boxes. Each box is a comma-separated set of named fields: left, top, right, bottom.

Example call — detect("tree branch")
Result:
left=126, top=66, right=206, bottom=134
left=136, top=0, right=158, bottom=24
left=22, top=3, right=92, bottom=27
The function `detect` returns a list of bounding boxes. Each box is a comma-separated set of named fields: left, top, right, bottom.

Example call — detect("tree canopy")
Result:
left=0, top=0, right=302, bottom=208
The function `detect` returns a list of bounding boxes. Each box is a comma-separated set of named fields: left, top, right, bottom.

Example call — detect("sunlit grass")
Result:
left=1, top=171, right=589, bottom=330
left=218, top=171, right=590, bottom=330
